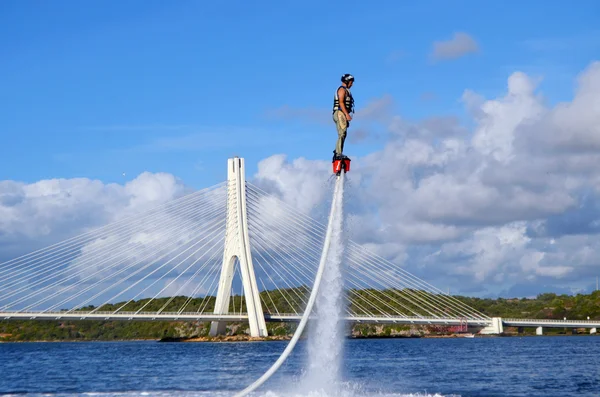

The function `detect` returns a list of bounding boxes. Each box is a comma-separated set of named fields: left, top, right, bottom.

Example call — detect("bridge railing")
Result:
left=0, top=311, right=248, bottom=317
left=503, top=318, right=600, bottom=325
left=2, top=310, right=486, bottom=318
left=1, top=310, right=491, bottom=323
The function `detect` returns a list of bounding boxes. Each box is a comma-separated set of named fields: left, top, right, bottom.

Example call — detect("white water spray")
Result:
left=233, top=173, right=347, bottom=397
left=303, top=175, right=346, bottom=392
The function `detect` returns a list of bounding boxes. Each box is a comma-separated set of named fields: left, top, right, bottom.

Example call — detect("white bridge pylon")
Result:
left=210, top=157, right=268, bottom=337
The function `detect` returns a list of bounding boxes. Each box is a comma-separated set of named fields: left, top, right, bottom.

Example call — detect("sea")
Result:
left=1, top=336, right=599, bottom=397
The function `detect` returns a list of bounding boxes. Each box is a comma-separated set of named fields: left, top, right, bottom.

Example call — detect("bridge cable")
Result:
left=246, top=181, right=489, bottom=321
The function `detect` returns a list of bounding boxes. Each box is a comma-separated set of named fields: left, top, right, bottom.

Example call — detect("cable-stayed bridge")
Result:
left=1, top=157, right=598, bottom=336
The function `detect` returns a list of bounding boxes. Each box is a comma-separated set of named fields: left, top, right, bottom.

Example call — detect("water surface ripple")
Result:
left=1, top=336, right=598, bottom=396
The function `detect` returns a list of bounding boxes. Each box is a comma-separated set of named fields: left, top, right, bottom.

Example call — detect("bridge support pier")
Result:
left=480, top=317, right=504, bottom=335
left=591, top=328, right=597, bottom=334
left=209, top=157, right=268, bottom=338
left=536, top=326, right=543, bottom=336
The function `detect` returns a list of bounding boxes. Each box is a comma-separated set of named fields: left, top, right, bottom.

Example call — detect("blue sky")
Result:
left=2, top=0, right=598, bottom=188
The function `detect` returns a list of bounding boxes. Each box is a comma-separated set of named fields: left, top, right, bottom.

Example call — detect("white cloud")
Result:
left=431, top=32, right=479, bottom=61
left=0, top=172, right=187, bottom=246
left=252, top=154, right=333, bottom=215
left=0, top=172, right=225, bottom=310
left=470, top=71, right=545, bottom=163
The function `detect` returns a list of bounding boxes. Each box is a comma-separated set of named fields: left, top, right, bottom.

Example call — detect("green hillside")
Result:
left=1, top=290, right=598, bottom=342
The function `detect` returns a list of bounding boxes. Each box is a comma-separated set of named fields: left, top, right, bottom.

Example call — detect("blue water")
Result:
left=1, top=336, right=599, bottom=397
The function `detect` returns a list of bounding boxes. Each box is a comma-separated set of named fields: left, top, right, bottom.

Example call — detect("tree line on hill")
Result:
left=1, top=289, right=598, bottom=342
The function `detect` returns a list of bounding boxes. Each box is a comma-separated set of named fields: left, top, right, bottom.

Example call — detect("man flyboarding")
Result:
left=331, top=73, right=354, bottom=175
left=332, top=73, right=355, bottom=160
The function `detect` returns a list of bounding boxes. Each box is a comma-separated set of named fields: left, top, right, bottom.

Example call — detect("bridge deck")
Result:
left=502, top=318, right=600, bottom=328
left=3, top=312, right=598, bottom=328
left=0, top=311, right=490, bottom=326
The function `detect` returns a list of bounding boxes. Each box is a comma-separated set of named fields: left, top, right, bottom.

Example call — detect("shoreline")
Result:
left=2, top=332, right=597, bottom=343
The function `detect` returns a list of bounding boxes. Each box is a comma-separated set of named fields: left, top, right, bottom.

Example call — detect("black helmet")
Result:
left=341, top=73, right=354, bottom=83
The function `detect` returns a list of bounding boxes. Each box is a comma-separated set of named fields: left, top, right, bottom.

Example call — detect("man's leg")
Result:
left=333, top=110, right=348, bottom=156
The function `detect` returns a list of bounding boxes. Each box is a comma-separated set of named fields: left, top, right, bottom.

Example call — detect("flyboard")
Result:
left=332, top=154, right=351, bottom=176
left=232, top=156, right=350, bottom=397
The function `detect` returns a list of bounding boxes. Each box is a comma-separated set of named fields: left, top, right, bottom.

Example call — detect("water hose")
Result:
left=233, top=172, right=345, bottom=397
